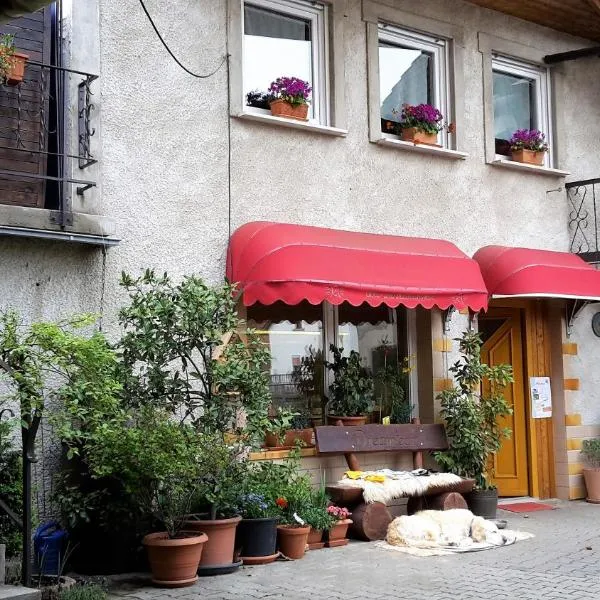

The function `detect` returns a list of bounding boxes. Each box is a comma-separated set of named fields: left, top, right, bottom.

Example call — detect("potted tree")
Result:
left=434, top=331, right=513, bottom=520
left=396, top=103, right=444, bottom=145
left=0, top=34, right=29, bottom=85
left=581, top=439, right=600, bottom=503
left=509, top=129, right=548, bottom=165
left=325, top=345, right=374, bottom=425
left=267, top=76, right=311, bottom=121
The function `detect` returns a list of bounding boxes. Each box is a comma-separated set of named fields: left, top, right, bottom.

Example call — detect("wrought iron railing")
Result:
left=0, top=61, right=98, bottom=226
left=567, top=178, right=600, bottom=264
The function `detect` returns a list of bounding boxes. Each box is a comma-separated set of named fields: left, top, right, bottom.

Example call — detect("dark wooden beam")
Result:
left=544, top=46, right=600, bottom=63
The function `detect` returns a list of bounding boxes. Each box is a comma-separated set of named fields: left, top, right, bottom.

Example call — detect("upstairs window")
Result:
left=243, top=0, right=329, bottom=124
left=378, top=24, right=449, bottom=147
left=492, top=56, right=551, bottom=163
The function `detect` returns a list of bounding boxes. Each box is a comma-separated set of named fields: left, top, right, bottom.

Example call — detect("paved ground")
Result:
left=108, top=500, right=600, bottom=600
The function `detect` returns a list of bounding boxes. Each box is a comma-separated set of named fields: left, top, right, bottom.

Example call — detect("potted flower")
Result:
left=245, top=90, right=272, bottom=110
left=283, top=412, right=314, bottom=447
left=181, top=435, right=245, bottom=575
left=581, top=439, right=600, bottom=503
left=303, top=488, right=335, bottom=550
left=325, top=505, right=352, bottom=547
left=0, top=34, right=29, bottom=86
left=276, top=474, right=312, bottom=560
left=434, top=331, right=513, bottom=519
left=509, top=129, right=549, bottom=165
left=396, top=103, right=444, bottom=145
left=267, top=76, right=311, bottom=121
left=325, top=344, right=374, bottom=425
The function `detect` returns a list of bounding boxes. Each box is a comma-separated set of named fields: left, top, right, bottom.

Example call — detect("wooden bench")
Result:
left=315, top=420, right=475, bottom=541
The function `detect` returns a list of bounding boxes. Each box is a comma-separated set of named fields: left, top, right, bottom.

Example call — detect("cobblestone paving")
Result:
left=108, top=500, right=600, bottom=600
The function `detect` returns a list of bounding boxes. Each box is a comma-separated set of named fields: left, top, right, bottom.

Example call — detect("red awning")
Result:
left=227, top=222, right=488, bottom=311
left=473, top=245, right=600, bottom=300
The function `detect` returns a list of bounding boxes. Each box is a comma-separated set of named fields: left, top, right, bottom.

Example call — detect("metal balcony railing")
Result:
left=0, top=60, right=97, bottom=226
left=567, top=178, right=600, bottom=264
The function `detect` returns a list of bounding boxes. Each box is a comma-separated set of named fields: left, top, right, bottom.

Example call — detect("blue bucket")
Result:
left=34, top=521, right=68, bottom=576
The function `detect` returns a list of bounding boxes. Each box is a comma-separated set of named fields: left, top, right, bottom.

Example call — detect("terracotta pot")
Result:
left=3, top=52, right=29, bottom=86
left=511, top=148, right=545, bottom=166
left=270, top=99, right=309, bottom=121
left=327, top=519, right=352, bottom=542
left=326, top=415, right=367, bottom=426
left=307, top=528, right=323, bottom=545
left=283, top=428, right=314, bottom=447
left=182, top=515, right=241, bottom=566
left=277, top=525, right=310, bottom=559
left=143, top=531, right=207, bottom=588
left=400, top=127, right=438, bottom=145
left=264, top=432, right=285, bottom=448
left=583, top=468, right=600, bottom=503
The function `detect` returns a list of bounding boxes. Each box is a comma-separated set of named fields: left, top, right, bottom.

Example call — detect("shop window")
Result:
left=492, top=55, right=551, bottom=162
left=378, top=24, right=450, bottom=147
left=247, top=300, right=325, bottom=420
left=337, top=303, right=412, bottom=424
left=243, top=0, right=329, bottom=124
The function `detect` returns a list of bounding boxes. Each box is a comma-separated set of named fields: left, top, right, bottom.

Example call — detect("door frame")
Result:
left=483, top=298, right=557, bottom=499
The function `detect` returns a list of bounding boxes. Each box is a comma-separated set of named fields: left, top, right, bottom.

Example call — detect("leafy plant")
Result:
left=0, top=414, right=22, bottom=557
left=302, top=487, right=334, bottom=531
left=118, top=271, right=271, bottom=446
left=434, top=331, right=513, bottom=490
left=375, top=346, right=413, bottom=424
left=58, top=584, right=107, bottom=600
left=290, top=411, right=312, bottom=430
left=0, top=34, right=15, bottom=84
left=582, top=439, right=600, bottom=468
left=325, top=345, right=374, bottom=417
left=291, top=346, right=325, bottom=419
left=263, top=407, right=297, bottom=445
left=509, top=129, right=548, bottom=152
left=246, top=90, right=272, bottom=109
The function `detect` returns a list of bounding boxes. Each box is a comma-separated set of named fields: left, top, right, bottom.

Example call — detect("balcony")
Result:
left=567, top=178, right=600, bottom=264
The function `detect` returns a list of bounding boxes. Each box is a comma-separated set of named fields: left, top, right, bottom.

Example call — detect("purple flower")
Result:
left=268, top=76, right=312, bottom=106
left=509, top=129, right=549, bottom=152
left=396, top=103, right=444, bottom=134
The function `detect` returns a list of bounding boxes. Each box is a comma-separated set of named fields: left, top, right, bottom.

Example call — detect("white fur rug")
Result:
left=336, top=470, right=463, bottom=504
left=377, top=509, right=534, bottom=556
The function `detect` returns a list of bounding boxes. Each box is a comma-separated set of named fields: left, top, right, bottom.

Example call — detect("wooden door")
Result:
left=480, top=309, right=529, bottom=496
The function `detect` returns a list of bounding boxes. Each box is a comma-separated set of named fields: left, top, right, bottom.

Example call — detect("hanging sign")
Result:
left=529, top=377, right=552, bottom=419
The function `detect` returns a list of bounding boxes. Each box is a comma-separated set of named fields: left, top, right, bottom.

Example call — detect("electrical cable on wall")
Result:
left=138, top=0, right=227, bottom=78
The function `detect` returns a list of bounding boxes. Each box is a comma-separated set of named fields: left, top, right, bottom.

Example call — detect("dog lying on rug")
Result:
left=386, top=509, right=504, bottom=549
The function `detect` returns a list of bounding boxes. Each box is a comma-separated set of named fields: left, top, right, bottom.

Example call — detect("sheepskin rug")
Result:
left=336, top=470, right=463, bottom=504
left=378, top=509, right=533, bottom=556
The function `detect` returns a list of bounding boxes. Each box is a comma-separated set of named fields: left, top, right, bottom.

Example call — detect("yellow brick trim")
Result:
left=434, top=378, right=454, bottom=392
left=249, top=447, right=317, bottom=461
left=567, top=438, right=583, bottom=451
left=565, top=414, right=582, bottom=427
left=569, top=463, right=583, bottom=476
left=562, top=342, right=578, bottom=355
left=432, top=338, right=452, bottom=353
left=569, top=485, right=586, bottom=500
left=564, top=378, right=580, bottom=391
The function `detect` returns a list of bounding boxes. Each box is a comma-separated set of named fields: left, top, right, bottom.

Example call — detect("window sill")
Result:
left=375, top=137, right=468, bottom=160
left=489, top=158, right=570, bottom=177
left=235, top=111, right=348, bottom=137
left=249, top=447, right=318, bottom=461
left=0, top=226, right=120, bottom=246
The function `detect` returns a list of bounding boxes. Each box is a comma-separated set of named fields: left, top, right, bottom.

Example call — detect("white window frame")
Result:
left=241, top=0, right=330, bottom=125
left=377, top=23, right=451, bottom=148
left=491, top=54, right=553, bottom=168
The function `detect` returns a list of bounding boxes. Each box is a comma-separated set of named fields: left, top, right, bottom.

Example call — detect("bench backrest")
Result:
left=315, top=423, right=448, bottom=454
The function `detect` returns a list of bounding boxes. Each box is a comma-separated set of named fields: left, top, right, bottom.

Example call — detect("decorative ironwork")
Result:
left=567, top=178, right=600, bottom=264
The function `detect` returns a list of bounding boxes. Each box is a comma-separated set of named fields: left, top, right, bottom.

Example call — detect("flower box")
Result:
left=307, top=527, right=325, bottom=550
left=510, top=148, right=546, bottom=166
left=270, top=99, right=308, bottom=121
left=400, top=127, right=439, bottom=146
left=325, top=518, right=352, bottom=547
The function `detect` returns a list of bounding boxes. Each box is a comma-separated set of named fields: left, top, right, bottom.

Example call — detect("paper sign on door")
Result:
left=530, top=377, right=552, bottom=419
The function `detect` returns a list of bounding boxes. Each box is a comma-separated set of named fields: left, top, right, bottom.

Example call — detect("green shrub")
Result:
left=58, top=584, right=107, bottom=600
left=0, top=417, right=22, bottom=557
left=582, top=439, right=600, bottom=468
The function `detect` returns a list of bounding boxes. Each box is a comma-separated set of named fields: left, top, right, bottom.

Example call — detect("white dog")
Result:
left=386, top=508, right=504, bottom=549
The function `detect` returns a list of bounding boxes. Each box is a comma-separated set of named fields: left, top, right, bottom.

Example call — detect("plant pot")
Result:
left=307, top=528, right=324, bottom=550
left=4, top=52, right=29, bottom=86
left=466, top=489, right=498, bottom=520
left=277, top=525, right=310, bottom=559
left=511, top=148, right=545, bottom=166
left=283, top=428, right=314, bottom=447
left=400, top=127, right=438, bottom=145
left=327, top=518, right=352, bottom=542
left=326, top=415, right=367, bottom=426
left=270, top=99, right=309, bottom=121
left=236, top=517, right=279, bottom=561
left=143, top=531, right=207, bottom=588
left=264, top=432, right=287, bottom=448
left=182, top=515, right=241, bottom=567
left=583, top=468, right=600, bottom=503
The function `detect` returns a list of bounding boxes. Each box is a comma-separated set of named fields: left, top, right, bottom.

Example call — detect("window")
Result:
left=242, top=0, right=329, bottom=124
left=378, top=24, right=449, bottom=146
left=492, top=55, right=551, bottom=162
